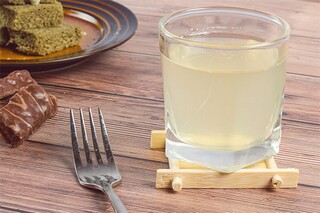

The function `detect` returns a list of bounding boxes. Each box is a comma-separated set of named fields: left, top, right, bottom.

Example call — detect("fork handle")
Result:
left=101, top=182, right=128, bottom=213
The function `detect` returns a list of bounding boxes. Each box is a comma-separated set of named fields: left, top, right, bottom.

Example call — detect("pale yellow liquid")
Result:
left=162, top=38, right=286, bottom=150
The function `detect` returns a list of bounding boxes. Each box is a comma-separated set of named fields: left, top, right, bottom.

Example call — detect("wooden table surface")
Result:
left=0, top=0, right=319, bottom=212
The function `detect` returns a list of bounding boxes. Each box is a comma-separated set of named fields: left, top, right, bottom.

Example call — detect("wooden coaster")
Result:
left=151, top=130, right=299, bottom=191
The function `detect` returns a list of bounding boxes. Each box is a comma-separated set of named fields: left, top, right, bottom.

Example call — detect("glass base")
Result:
left=165, top=127, right=281, bottom=173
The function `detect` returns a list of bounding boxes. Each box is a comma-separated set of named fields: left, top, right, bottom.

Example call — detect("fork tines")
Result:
left=70, top=108, right=115, bottom=167
left=70, top=108, right=126, bottom=212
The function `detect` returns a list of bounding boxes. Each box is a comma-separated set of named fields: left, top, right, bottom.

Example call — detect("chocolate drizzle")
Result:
left=0, top=70, right=36, bottom=99
left=0, top=70, right=57, bottom=147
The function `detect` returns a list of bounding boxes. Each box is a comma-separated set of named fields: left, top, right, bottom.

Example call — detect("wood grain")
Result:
left=33, top=54, right=320, bottom=124
left=25, top=87, right=320, bottom=188
left=117, top=0, right=320, bottom=38
left=0, top=142, right=318, bottom=213
left=0, top=0, right=319, bottom=212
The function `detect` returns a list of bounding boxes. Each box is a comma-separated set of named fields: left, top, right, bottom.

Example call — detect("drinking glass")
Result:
left=159, top=7, right=290, bottom=172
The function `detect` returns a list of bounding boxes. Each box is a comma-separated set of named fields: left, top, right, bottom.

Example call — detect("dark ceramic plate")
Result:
left=0, top=0, right=138, bottom=75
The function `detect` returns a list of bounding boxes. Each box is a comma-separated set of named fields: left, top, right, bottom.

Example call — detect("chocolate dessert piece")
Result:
left=0, top=2, right=63, bottom=30
left=0, top=83, right=57, bottom=147
left=9, top=24, right=82, bottom=55
left=0, top=70, right=37, bottom=99
left=0, top=70, right=58, bottom=147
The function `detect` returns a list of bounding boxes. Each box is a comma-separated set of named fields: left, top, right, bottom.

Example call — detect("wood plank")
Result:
left=0, top=141, right=162, bottom=213
left=0, top=0, right=319, bottom=211
left=287, top=37, right=320, bottom=77
left=116, top=0, right=320, bottom=38
left=114, top=14, right=320, bottom=77
left=27, top=49, right=318, bottom=130
left=5, top=86, right=316, bottom=188
left=116, top=13, right=320, bottom=77
left=283, top=75, right=320, bottom=124
left=0, top=140, right=318, bottom=213
left=32, top=55, right=320, bottom=124
left=34, top=51, right=163, bottom=100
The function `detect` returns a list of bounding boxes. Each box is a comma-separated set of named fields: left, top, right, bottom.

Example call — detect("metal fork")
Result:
left=70, top=108, right=127, bottom=213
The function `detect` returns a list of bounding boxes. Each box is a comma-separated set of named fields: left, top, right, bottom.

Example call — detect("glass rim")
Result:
left=158, top=7, right=291, bottom=50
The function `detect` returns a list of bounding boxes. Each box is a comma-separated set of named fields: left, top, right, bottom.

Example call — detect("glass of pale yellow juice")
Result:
left=159, top=7, right=290, bottom=172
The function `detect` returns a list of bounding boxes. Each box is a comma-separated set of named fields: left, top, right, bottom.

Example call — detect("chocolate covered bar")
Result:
left=0, top=70, right=37, bottom=99
left=0, top=2, right=63, bottom=30
left=9, top=24, right=82, bottom=55
left=0, top=83, right=57, bottom=147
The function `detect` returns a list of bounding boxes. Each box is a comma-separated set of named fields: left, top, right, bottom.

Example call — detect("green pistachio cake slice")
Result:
left=0, top=27, right=8, bottom=46
left=0, top=2, right=63, bottom=30
left=0, top=10, right=7, bottom=46
left=0, top=0, right=56, bottom=5
left=9, top=24, right=82, bottom=56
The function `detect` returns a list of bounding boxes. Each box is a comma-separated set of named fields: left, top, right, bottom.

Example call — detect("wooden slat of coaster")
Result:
left=150, top=130, right=166, bottom=149
left=179, top=160, right=268, bottom=170
left=156, top=168, right=299, bottom=189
